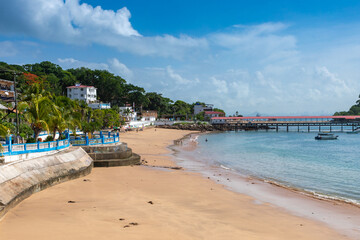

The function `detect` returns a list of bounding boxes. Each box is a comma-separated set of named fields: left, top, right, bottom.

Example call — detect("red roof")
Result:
left=204, top=111, right=224, bottom=115
left=66, top=85, right=95, bottom=89
left=211, top=115, right=360, bottom=120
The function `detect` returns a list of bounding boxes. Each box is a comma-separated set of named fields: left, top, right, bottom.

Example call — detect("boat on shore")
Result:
left=315, top=133, right=338, bottom=140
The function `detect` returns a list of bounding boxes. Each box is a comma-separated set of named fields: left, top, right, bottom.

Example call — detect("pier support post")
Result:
left=308, top=125, right=310, bottom=132
left=319, top=126, right=321, bottom=132
left=276, top=125, right=278, bottom=132
left=298, top=126, right=299, bottom=132
left=286, top=124, right=289, bottom=132
left=352, top=125, right=355, bottom=131
left=330, top=125, right=332, bottom=132
left=341, top=125, right=343, bottom=132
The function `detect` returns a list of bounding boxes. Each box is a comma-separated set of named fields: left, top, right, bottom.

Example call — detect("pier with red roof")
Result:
left=210, top=115, right=360, bottom=132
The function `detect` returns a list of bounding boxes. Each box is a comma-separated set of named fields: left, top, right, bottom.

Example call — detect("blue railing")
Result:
left=70, top=132, right=120, bottom=146
left=1, top=135, right=70, bottom=156
left=0, top=132, right=120, bottom=157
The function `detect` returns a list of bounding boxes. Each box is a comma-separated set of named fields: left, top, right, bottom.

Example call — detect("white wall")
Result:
left=67, top=87, right=97, bottom=103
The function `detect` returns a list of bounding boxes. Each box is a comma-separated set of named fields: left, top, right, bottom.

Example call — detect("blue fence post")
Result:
left=8, top=135, right=12, bottom=154
left=108, top=131, right=111, bottom=138
left=85, top=136, right=89, bottom=145
left=37, top=141, right=40, bottom=150
left=100, top=131, right=103, bottom=138
left=56, top=139, right=59, bottom=150
left=101, top=135, right=105, bottom=144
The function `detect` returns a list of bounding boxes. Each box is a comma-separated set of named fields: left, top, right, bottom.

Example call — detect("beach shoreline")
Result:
left=0, top=128, right=355, bottom=240
left=173, top=131, right=360, bottom=207
left=172, top=131, right=360, bottom=238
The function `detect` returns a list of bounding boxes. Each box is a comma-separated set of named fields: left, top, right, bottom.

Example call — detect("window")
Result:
left=81, top=94, right=84, bottom=97
left=69, top=89, right=71, bottom=92
left=81, top=88, right=84, bottom=91
left=69, top=94, right=72, bottom=98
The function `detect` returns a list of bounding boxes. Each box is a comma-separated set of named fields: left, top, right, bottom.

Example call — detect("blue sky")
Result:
left=1, top=0, right=360, bottom=115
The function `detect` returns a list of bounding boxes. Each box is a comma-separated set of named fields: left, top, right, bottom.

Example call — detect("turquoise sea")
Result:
left=186, top=130, right=360, bottom=204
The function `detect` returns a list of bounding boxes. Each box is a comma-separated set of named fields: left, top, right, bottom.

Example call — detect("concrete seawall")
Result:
left=0, top=147, right=93, bottom=219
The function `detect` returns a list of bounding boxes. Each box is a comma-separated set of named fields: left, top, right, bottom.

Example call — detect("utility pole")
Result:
left=0, top=68, right=21, bottom=143
left=13, top=72, right=20, bottom=142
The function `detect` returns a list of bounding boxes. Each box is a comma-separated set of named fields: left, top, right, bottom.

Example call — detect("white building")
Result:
left=66, top=84, right=97, bottom=103
left=119, top=106, right=137, bottom=121
left=140, top=110, right=157, bottom=122
left=194, top=103, right=214, bottom=115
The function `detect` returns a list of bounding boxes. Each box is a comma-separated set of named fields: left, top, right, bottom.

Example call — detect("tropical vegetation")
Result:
left=0, top=60, right=225, bottom=143
left=334, top=95, right=360, bottom=116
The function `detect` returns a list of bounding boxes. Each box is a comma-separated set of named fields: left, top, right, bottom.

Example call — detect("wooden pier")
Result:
left=211, top=116, right=360, bottom=132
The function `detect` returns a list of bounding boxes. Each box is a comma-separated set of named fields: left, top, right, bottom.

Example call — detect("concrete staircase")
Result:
left=81, top=143, right=141, bottom=167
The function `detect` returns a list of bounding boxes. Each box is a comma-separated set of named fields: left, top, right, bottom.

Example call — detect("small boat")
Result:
left=315, top=133, right=338, bottom=140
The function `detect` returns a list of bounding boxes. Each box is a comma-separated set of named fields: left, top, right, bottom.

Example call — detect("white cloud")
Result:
left=0, top=0, right=207, bottom=59
left=315, top=66, right=352, bottom=97
left=65, top=0, right=140, bottom=37
left=211, top=77, right=228, bottom=94
left=108, top=58, right=133, bottom=79
left=57, top=57, right=132, bottom=80
left=0, top=41, right=17, bottom=57
left=166, top=66, right=193, bottom=85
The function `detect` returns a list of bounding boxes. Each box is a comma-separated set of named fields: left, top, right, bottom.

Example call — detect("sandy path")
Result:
left=0, top=128, right=349, bottom=240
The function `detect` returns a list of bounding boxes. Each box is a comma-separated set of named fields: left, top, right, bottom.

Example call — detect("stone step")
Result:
left=93, top=153, right=141, bottom=168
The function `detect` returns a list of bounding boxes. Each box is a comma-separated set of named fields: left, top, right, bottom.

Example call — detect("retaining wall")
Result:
left=0, top=147, right=93, bottom=219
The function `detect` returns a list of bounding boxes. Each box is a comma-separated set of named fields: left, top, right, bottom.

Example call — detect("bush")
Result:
left=19, top=124, right=34, bottom=139
left=26, top=137, right=36, bottom=143
left=59, top=134, right=67, bottom=140
left=44, top=136, right=54, bottom=142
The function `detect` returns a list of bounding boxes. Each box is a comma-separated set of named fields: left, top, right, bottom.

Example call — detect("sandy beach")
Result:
left=0, top=128, right=351, bottom=240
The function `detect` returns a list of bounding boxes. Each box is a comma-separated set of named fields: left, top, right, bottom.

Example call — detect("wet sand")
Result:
left=0, top=128, right=351, bottom=240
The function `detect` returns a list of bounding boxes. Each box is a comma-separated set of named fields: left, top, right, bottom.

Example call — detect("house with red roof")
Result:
left=67, top=83, right=97, bottom=103
left=66, top=83, right=110, bottom=109
left=204, top=111, right=225, bottom=120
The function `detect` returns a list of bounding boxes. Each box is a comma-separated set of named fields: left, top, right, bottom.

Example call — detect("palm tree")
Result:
left=18, top=94, right=57, bottom=141
left=0, top=123, right=10, bottom=154
left=356, top=94, right=360, bottom=105
left=123, top=108, right=132, bottom=122
left=51, top=96, right=81, bottom=139
left=0, top=123, right=9, bottom=137
left=48, top=114, right=67, bottom=140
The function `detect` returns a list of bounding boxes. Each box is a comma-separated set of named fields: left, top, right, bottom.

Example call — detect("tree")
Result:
left=195, top=111, right=205, bottom=121
left=334, top=94, right=360, bottom=115
left=18, top=94, right=58, bottom=141
left=144, top=92, right=173, bottom=116
left=103, top=109, right=120, bottom=128
left=0, top=123, right=10, bottom=137
left=52, top=96, right=81, bottom=138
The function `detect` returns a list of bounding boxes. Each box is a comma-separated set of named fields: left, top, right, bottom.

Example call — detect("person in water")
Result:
left=205, top=138, right=208, bottom=142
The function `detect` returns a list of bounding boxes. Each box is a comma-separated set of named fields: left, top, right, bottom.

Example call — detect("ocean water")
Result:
left=190, top=130, right=360, bottom=204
